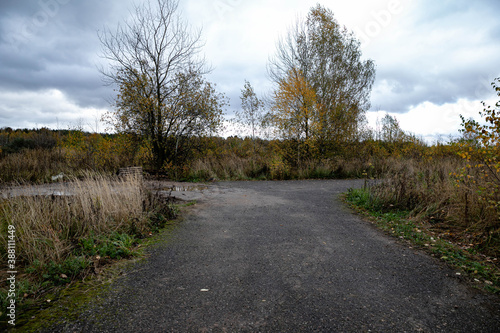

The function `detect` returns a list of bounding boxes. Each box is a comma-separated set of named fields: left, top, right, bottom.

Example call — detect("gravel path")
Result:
left=44, top=180, right=499, bottom=332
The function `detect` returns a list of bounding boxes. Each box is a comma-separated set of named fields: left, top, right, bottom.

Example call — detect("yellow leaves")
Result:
left=457, top=151, right=471, bottom=160
left=272, top=69, right=319, bottom=141
left=269, top=152, right=289, bottom=179
left=455, top=80, right=500, bottom=214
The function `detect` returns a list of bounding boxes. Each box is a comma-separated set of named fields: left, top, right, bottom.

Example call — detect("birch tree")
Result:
left=235, top=80, right=265, bottom=140
left=268, top=4, right=376, bottom=152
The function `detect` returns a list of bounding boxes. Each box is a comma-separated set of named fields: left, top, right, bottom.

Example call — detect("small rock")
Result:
left=51, top=173, right=65, bottom=181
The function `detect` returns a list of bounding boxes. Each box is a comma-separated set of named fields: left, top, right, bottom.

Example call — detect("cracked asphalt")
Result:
left=44, top=180, right=499, bottom=332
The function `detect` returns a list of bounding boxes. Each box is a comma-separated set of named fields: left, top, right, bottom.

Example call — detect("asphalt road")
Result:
left=46, top=180, right=499, bottom=332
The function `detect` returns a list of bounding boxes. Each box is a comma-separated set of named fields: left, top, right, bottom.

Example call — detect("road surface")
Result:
left=43, top=180, right=499, bottom=332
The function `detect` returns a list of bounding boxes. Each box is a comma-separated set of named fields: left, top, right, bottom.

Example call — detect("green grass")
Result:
left=1, top=231, right=140, bottom=324
left=77, top=232, right=138, bottom=259
left=345, top=187, right=500, bottom=293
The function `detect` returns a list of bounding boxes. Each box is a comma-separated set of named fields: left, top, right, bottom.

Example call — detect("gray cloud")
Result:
left=0, top=0, right=139, bottom=110
left=368, top=0, right=500, bottom=114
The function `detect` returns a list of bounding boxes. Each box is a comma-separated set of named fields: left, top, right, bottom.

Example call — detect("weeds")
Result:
left=0, top=174, right=177, bottom=321
left=78, top=232, right=138, bottom=259
left=185, top=153, right=386, bottom=182
left=362, top=157, right=500, bottom=257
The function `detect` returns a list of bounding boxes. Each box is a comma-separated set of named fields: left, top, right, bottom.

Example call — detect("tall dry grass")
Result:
left=189, top=154, right=269, bottom=180
left=187, top=153, right=392, bottom=181
left=368, top=156, right=500, bottom=257
left=0, top=149, right=69, bottom=184
left=0, top=174, right=154, bottom=267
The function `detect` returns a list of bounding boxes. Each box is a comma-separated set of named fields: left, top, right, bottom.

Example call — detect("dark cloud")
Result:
left=0, top=0, right=138, bottom=111
left=372, top=62, right=499, bottom=113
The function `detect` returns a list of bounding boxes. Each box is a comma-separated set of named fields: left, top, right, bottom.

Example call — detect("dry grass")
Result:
left=368, top=157, right=500, bottom=257
left=0, top=146, right=128, bottom=185
left=189, top=154, right=269, bottom=180
left=0, top=149, right=67, bottom=184
left=0, top=174, right=150, bottom=267
left=187, top=154, right=392, bottom=181
left=0, top=173, right=178, bottom=318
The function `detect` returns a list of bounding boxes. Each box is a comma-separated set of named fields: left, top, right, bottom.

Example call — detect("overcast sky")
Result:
left=1, top=0, right=499, bottom=142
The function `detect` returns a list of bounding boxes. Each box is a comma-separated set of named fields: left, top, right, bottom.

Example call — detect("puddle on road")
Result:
left=171, top=185, right=209, bottom=192
left=1, top=188, right=72, bottom=199
left=51, top=191, right=68, bottom=196
left=150, top=184, right=210, bottom=202
left=155, top=184, right=209, bottom=192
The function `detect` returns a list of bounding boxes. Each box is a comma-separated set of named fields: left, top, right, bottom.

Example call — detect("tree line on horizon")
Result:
left=0, top=0, right=496, bottom=187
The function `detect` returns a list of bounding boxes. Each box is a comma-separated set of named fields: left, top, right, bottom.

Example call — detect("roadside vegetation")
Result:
left=345, top=186, right=499, bottom=294
left=0, top=174, right=177, bottom=324
left=2, top=84, right=499, bottom=298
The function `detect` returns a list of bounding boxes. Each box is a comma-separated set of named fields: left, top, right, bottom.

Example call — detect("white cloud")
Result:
left=366, top=98, right=491, bottom=143
left=0, top=89, right=108, bottom=131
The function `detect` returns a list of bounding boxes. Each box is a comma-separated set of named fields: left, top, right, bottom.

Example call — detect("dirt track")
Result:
left=41, top=180, right=499, bottom=332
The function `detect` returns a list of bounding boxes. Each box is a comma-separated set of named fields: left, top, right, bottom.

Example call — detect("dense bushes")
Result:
left=0, top=127, right=425, bottom=183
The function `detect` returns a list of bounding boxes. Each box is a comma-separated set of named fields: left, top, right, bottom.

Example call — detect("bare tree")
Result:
left=98, top=0, right=225, bottom=170
left=235, top=80, right=265, bottom=141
